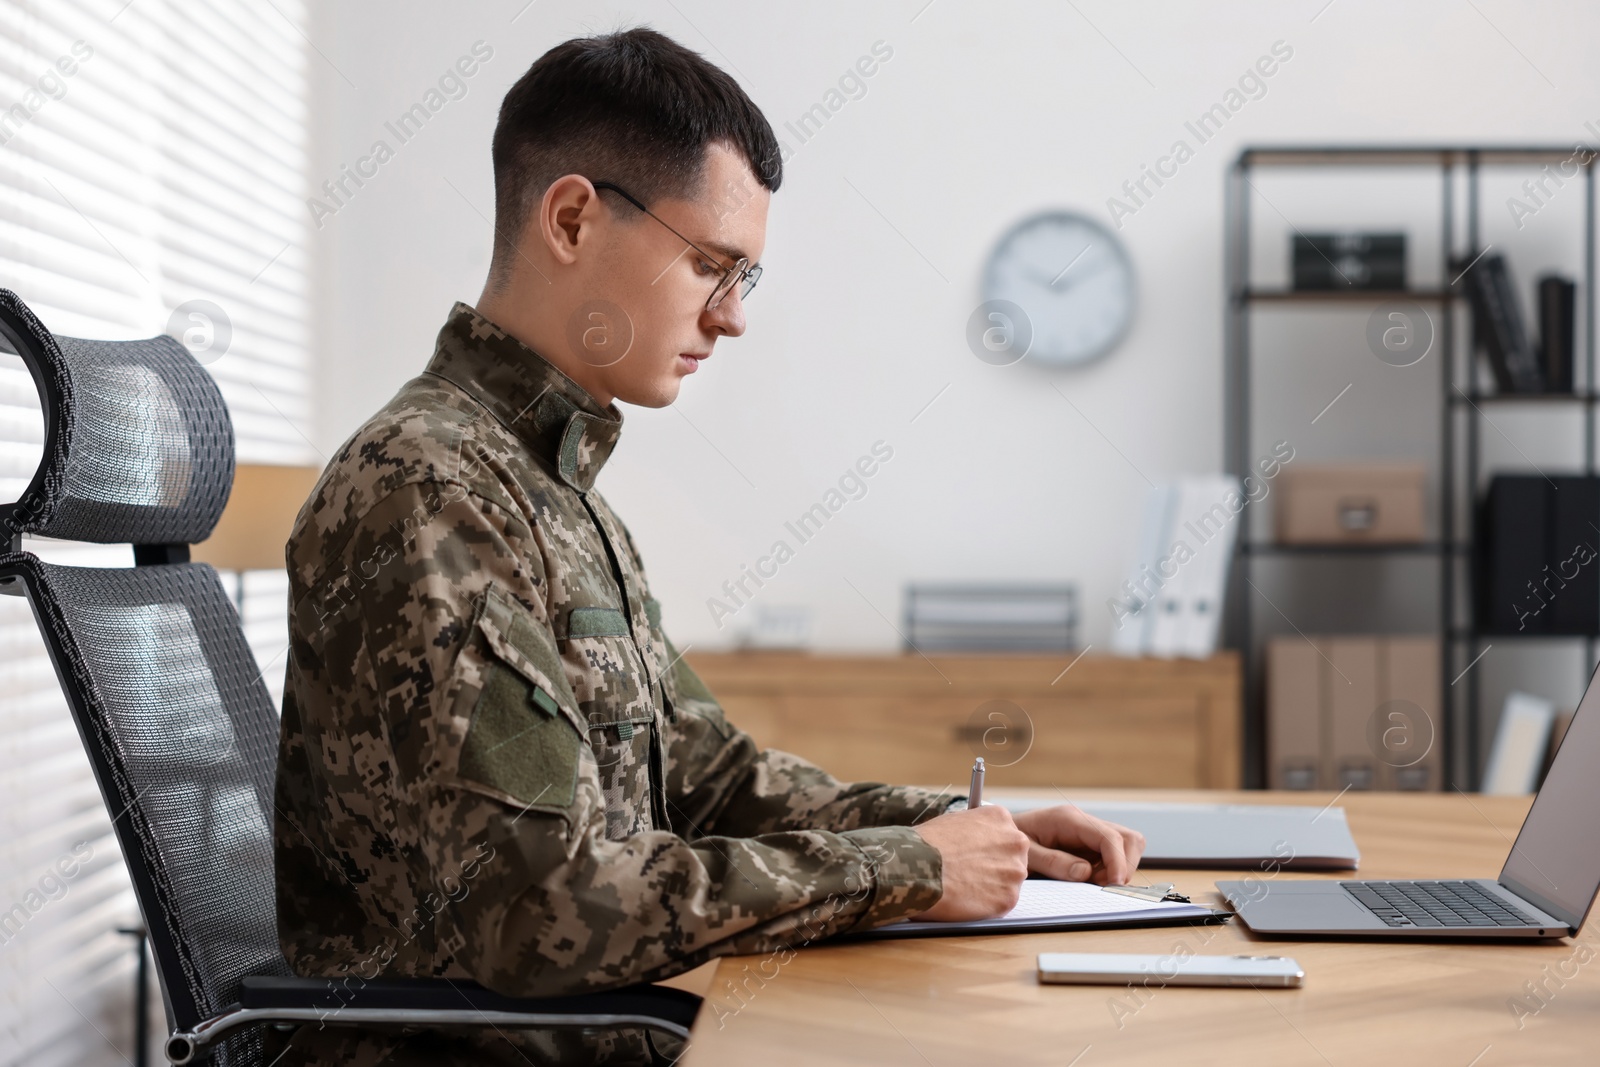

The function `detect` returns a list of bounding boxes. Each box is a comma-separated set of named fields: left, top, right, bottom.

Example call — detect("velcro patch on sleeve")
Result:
left=475, top=587, right=585, bottom=738
left=458, top=661, right=580, bottom=810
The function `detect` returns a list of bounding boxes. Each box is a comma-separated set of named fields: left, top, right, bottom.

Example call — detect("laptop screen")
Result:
left=1499, top=663, right=1600, bottom=931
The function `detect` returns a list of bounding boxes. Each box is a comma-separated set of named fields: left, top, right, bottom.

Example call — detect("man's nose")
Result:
left=702, top=288, right=746, bottom=337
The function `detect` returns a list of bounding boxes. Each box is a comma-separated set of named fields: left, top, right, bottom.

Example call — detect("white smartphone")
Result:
left=1037, top=952, right=1304, bottom=988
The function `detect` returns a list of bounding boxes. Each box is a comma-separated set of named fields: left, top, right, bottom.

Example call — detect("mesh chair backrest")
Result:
left=0, top=288, right=233, bottom=548
left=5, top=558, right=293, bottom=1039
left=0, top=291, right=285, bottom=1065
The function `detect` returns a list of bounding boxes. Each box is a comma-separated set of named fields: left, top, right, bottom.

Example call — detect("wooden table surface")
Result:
left=675, top=788, right=1599, bottom=1066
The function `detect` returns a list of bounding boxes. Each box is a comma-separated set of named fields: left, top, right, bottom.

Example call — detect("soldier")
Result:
left=271, top=26, right=1145, bottom=1066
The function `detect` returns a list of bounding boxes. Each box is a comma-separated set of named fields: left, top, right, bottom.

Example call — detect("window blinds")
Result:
left=0, top=2, right=310, bottom=1064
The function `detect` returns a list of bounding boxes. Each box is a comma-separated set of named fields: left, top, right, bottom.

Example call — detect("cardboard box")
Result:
left=1266, top=639, right=1320, bottom=790
left=1327, top=638, right=1379, bottom=790
left=1275, top=463, right=1427, bottom=544
left=1266, top=635, right=1440, bottom=791
left=1380, top=636, right=1442, bottom=791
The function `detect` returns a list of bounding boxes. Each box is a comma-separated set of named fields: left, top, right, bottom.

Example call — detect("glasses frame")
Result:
left=591, top=179, right=761, bottom=310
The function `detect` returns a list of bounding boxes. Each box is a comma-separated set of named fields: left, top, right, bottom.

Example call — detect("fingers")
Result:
left=1027, top=841, right=1093, bottom=881
left=1097, top=823, right=1146, bottom=884
left=1081, top=817, right=1130, bottom=885
left=1122, top=826, right=1147, bottom=872
left=971, top=802, right=1018, bottom=827
left=1012, top=806, right=1148, bottom=885
left=1067, top=814, right=1144, bottom=885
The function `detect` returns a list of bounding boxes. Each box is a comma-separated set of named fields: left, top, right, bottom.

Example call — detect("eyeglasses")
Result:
left=591, top=180, right=762, bottom=310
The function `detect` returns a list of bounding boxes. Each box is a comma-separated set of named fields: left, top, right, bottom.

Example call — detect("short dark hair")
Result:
left=488, top=27, right=782, bottom=284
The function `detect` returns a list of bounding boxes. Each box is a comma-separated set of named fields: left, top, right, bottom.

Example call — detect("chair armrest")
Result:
left=166, top=975, right=701, bottom=1064
left=239, top=974, right=701, bottom=1023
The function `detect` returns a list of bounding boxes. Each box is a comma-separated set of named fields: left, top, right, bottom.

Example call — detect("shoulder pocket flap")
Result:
left=457, top=661, right=581, bottom=812
left=475, top=588, right=586, bottom=739
left=567, top=605, right=630, bottom=639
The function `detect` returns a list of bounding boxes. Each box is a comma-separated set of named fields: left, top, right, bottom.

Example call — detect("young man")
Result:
left=272, top=26, right=1144, bottom=1065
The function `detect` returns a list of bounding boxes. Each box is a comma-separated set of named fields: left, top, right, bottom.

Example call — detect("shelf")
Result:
left=1241, top=541, right=1455, bottom=556
left=1450, top=391, right=1600, bottom=404
left=1225, top=142, right=1600, bottom=792
left=1448, top=629, right=1600, bottom=642
left=1240, top=288, right=1454, bottom=304
left=1239, top=146, right=1596, bottom=168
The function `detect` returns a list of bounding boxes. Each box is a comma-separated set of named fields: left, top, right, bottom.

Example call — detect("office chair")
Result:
left=0, top=290, right=700, bottom=1064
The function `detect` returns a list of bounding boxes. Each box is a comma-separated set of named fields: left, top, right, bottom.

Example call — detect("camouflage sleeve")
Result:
left=660, top=651, right=954, bottom=840
left=343, top=481, right=943, bottom=996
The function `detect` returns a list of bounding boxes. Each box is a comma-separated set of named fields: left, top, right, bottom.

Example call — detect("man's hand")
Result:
left=1011, top=803, right=1146, bottom=886
left=909, top=804, right=1030, bottom=921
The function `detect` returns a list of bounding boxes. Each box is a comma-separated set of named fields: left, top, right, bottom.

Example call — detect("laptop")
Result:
left=1217, top=663, right=1600, bottom=940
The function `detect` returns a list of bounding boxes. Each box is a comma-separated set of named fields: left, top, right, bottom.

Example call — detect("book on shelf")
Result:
left=1476, top=474, right=1600, bottom=635
left=1456, top=252, right=1543, bottom=393
left=1537, top=274, right=1576, bottom=393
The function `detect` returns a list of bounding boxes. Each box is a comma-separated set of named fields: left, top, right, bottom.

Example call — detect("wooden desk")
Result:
left=679, top=788, right=1598, bottom=1065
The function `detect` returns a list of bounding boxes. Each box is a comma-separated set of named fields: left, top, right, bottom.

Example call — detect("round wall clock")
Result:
left=980, top=210, right=1136, bottom=367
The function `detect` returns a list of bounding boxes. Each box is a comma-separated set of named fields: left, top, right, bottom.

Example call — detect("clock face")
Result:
left=980, top=210, right=1136, bottom=367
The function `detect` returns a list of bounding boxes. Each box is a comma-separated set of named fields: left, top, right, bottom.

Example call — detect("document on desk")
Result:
left=846, top=880, right=1229, bottom=941
left=999, top=799, right=1362, bottom=871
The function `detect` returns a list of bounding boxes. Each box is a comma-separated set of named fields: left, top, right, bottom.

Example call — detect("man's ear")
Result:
left=539, top=175, right=602, bottom=267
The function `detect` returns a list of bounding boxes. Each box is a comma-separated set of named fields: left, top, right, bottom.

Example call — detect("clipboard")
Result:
left=841, top=879, right=1231, bottom=941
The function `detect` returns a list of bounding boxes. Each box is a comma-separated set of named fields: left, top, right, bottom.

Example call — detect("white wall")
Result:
left=306, top=0, right=1600, bottom=657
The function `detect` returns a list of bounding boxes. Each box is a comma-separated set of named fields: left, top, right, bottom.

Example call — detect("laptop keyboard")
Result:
left=1340, top=880, right=1537, bottom=928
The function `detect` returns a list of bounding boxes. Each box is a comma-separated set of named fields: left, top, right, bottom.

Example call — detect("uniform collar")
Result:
left=425, top=302, right=623, bottom=492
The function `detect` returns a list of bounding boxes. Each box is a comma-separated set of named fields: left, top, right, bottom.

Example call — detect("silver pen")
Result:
left=968, top=756, right=985, bottom=808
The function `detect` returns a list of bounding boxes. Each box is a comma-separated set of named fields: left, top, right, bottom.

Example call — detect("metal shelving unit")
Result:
left=1224, top=145, right=1598, bottom=790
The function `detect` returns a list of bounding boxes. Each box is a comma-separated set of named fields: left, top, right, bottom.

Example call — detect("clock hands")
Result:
left=1049, top=242, right=1096, bottom=287
left=1007, top=242, right=1103, bottom=291
left=980, top=210, right=1133, bottom=366
left=1019, top=259, right=1110, bottom=293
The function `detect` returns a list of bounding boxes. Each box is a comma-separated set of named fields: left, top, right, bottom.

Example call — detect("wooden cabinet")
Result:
left=684, top=652, right=1241, bottom=790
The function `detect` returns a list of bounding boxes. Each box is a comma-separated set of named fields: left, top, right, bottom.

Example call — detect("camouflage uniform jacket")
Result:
left=273, top=303, right=947, bottom=1047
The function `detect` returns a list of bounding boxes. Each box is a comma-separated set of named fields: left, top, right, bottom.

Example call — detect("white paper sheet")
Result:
left=854, top=879, right=1220, bottom=939
left=999, top=879, right=1189, bottom=919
